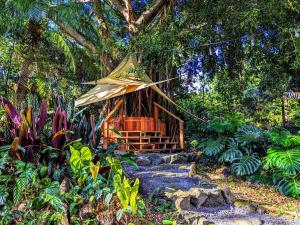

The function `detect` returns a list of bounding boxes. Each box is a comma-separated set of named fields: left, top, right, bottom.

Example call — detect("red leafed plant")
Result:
left=1, top=96, right=47, bottom=161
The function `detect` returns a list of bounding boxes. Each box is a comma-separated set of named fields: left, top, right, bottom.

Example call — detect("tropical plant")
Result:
left=263, top=131, right=300, bottom=198
left=219, top=138, right=243, bottom=163
left=198, top=138, right=225, bottom=156
left=235, top=125, right=266, bottom=143
left=114, top=174, right=140, bottom=215
left=231, top=153, right=262, bottom=176
left=1, top=96, right=47, bottom=161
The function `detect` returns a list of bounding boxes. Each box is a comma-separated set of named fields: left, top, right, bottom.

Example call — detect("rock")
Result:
left=222, top=188, right=235, bottom=204
left=60, top=178, right=73, bottom=195
left=188, top=163, right=197, bottom=177
left=165, top=187, right=232, bottom=211
left=180, top=211, right=210, bottom=225
left=135, top=156, right=151, bottom=166
left=175, top=194, right=192, bottom=211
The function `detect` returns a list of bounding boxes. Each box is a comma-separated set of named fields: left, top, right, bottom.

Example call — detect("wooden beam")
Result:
left=153, top=102, right=183, bottom=122
left=104, top=99, right=124, bottom=122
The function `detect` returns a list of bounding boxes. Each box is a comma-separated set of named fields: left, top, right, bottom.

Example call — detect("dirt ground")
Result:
left=201, top=165, right=300, bottom=219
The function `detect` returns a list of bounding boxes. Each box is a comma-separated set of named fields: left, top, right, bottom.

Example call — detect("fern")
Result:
left=264, top=148, right=300, bottom=175
left=50, top=32, right=76, bottom=73
left=235, top=125, right=264, bottom=143
left=199, top=138, right=225, bottom=156
left=40, top=181, right=65, bottom=213
left=231, top=154, right=261, bottom=176
left=219, top=138, right=243, bottom=163
left=13, top=177, right=28, bottom=203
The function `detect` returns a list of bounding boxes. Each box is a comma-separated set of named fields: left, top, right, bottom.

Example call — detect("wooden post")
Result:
left=179, top=121, right=184, bottom=150
left=138, top=90, right=142, bottom=117
left=282, top=95, right=287, bottom=127
left=103, top=121, right=108, bottom=149
left=153, top=103, right=159, bottom=130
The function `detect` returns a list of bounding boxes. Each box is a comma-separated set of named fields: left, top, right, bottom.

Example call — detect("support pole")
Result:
left=153, top=103, right=159, bottom=130
left=138, top=90, right=142, bottom=117
left=179, top=121, right=185, bottom=150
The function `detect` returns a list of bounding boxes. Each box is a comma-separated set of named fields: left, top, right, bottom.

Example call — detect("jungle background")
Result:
left=1, top=0, right=300, bottom=224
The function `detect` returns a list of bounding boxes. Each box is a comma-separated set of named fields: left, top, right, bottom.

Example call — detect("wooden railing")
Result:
left=153, top=102, right=185, bottom=150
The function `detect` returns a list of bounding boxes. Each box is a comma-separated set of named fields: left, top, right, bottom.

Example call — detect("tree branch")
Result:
left=105, top=0, right=125, bottom=17
left=135, top=0, right=170, bottom=26
left=93, top=1, right=109, bottom=37
left=56, top=20, right=97, bottom=53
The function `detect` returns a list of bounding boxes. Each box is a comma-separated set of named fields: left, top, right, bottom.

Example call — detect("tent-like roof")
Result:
left=75, top=55, right=177, bottom=108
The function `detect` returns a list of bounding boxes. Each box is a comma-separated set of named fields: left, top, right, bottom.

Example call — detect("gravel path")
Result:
left=200, top=205, right=300, bottom=225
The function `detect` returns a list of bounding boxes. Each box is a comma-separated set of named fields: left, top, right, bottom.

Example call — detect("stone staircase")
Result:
left=114, top=130, right=179, bottom=152
left=124, top=153, right=299, bottom=225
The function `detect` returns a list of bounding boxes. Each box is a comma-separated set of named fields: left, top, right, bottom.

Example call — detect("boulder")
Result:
left=135, top=156, right=151, bottom=166
left=165, top=187, right=233, bottom=211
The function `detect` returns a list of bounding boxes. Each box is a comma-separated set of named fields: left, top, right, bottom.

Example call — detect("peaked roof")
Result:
left=75, top=55, right=176, bottom=107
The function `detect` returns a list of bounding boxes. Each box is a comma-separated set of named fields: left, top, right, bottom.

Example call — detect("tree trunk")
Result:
left=17, top=57, right=33, bottom=102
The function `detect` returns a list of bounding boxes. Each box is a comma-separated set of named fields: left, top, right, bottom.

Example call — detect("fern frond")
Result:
left=50, top=32, right=76, bottom=73
left=199, top=138, right=225, bottom=156
left=231, top=154, right=261, bottom=176
left=264, top=148, right=300, bottom=175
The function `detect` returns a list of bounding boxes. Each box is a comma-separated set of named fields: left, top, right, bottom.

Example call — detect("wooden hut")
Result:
left=75, top=56, right=184, bottom=153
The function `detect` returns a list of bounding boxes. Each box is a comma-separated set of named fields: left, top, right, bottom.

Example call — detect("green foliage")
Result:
left=209, top=114, right=250, bottom=134
left=276, top=176, right=300, bottom=199
left=113, top=174, right=140, bottom=215
left=199, top=138, right=225, bottom=156
left=219, top=139, right=243, bottom=163
left=49, top=32, right=76, bottom=73
left=235, top=125, right=265, bottom=143
left=264, top=148, right=300, bottom=175
left=231, top=154, right=261, bottom=176
left=70, top=145, right=92, bottom=174
left=269, top=132, right=300, bottom=148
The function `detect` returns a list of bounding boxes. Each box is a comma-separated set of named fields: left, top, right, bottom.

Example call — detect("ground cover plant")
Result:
left=0, top=96, right=147, bottom=224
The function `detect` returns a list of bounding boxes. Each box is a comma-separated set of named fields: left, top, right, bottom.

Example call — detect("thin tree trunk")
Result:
left=17, top=57, right=33, bottom=102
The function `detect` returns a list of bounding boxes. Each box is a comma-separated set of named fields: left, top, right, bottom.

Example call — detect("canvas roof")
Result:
left=75, top=55, right=177, bottom=107
left=74, top=55, right=203, bottom=121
